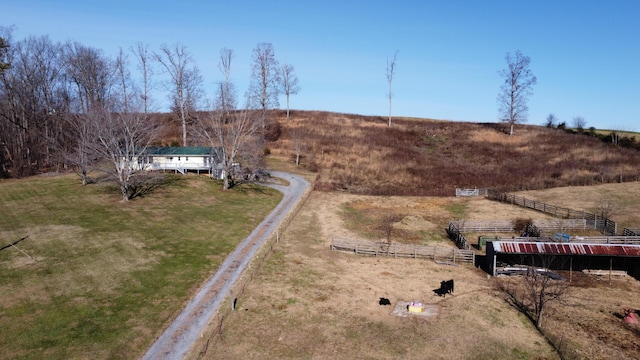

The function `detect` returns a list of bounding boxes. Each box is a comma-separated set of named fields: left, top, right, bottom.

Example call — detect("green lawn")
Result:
left=0, top=173, right=282, bottom=359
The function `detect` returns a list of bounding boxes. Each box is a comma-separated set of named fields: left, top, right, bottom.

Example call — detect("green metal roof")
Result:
left=145, top=146, right=220, bottom=156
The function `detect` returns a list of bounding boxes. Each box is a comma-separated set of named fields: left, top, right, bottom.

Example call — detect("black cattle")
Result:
left=379, top=297, right=391, bottom=306
left=439, top=279, right=454, bottom=297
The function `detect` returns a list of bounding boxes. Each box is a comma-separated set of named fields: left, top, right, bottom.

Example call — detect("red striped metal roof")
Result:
left=491, top=241, right=640, bottom=257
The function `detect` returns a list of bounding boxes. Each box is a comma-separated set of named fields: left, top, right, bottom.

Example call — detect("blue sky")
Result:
left=3, top=0, right=639, bottom=131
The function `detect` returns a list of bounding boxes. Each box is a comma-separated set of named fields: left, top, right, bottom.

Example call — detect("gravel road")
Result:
left=141, top=172, right=310, bottom=360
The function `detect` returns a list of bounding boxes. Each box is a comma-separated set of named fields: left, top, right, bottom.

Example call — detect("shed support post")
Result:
left=609, top=257, right=613, bottom=285
left=570, top=257, right=573, bottom=283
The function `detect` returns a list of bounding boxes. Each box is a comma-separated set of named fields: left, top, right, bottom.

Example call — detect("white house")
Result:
left=135, top=146, right=225, bottom=178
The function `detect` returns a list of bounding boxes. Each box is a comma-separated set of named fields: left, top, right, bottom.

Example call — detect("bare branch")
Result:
left=386, top=50, right=398, bottom=127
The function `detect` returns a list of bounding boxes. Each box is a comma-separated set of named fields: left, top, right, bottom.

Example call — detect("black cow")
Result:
left=439, top=279, right=454, bottom=297
left=379, top=297, right=391, bottom=306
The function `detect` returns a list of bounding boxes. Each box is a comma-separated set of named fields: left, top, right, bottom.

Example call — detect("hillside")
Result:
left=266, top=111, right=640, bottom=196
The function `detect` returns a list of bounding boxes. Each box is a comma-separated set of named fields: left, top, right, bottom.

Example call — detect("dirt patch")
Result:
left=393, top=215, right=437, bottom=232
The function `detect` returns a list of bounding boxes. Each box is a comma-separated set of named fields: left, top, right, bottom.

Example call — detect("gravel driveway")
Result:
left=142, top=172, right=310, bottom=360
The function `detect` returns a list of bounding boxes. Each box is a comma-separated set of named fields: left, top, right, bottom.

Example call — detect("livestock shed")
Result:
left=486, top=240, right=640, bottom=279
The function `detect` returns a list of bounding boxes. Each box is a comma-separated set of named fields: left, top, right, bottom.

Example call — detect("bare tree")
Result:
left=596, top=200, right=618, bottom=220
left=63, top=42, right=116, bottom=112
left=62, top=113, right=95, bottom=185
left=572, top=116, right=586, bottom=132
left=386, top=51, right=398, bottom=127
left=499, top=255, right=569, bottom=329
left=291, top=125, right=306, bottom=166
left=279, top=63, right=299, bottom=120
left=0, top=33, right=68, bottom=176
left=130, top=42, right=153, bottom=115
left=115, top=48, right=134, bottom=113
left=199, top=109, right=263, bottom=190
left=88, top=104, right=157, bottom=201
left=545, top=113, right=557, bottom=128
left=214, top=48, right=237, bottom=114
left=154, top=43, right=201, bottom=146
left=61, top=42, right=119, bottom=185
left=498, top=50, right=537, bottom=135
left=178, top=65, right=204, bottom=123
left=0, top=31, right=11, bottom=177
left=247, top=43, right=280, bottom=112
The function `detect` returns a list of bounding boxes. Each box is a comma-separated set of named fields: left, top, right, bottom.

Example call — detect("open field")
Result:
left=198, top=182, right=640, bottom=360
left=0, top=174, right=282, bottom=359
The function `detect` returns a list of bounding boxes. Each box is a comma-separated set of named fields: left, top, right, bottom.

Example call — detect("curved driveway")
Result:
left=142, top=172, right=310, bottom=360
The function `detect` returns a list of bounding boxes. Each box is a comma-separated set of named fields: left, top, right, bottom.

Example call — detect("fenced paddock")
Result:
left=330, top=236, right=474, bottom=265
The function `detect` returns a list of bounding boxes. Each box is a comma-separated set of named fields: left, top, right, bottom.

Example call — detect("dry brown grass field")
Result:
left=267, top=111, right=640, bottom=196
left=188, top=113, right=640, bottom=359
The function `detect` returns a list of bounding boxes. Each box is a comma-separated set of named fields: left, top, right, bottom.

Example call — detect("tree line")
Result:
left=0, top=26, right=300, bottom=199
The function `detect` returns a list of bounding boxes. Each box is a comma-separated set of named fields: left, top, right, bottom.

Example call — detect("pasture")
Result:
left=0, top=174, right=282, bottom=359
left=197, top=183, right=640, bottom=360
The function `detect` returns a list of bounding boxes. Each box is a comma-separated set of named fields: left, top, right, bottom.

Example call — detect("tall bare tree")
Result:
left=247, top=43, right=280, bottom=112
left=154, top=43, right=201, bottom=146
left=279, top=63, right=299, bottom=120
left=115, top=47, right=134, bottom=113
left=0, top=30, right=11, bottom=177
left=214, top=48, right=237, bottom=114
left=498, top=50, right=537, bottom=135
left=64, top=42, right=116, bottom=113
left=386, top=51, right=398, bottom=127
left=130, top=42, right=153, bottom=115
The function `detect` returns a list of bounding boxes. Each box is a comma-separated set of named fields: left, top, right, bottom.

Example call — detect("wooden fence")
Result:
left=449, top=219, right=589, bottom=234
left=446, top=222, right=469, bottom=249
left=487, top=190, right=617, bottom=235
left=330, top=236, right=474, bottom=265
left=624, top=228, right=640, bottom=236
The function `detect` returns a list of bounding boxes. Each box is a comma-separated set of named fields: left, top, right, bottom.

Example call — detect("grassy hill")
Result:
left=266, top=111, right=640, bottom=196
